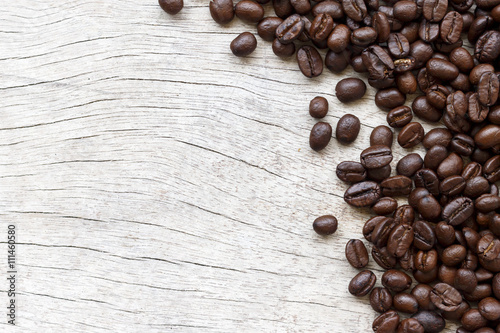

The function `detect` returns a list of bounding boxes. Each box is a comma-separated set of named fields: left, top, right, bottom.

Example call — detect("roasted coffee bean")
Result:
left=451, top=73, right=471, bottom=91
left=257, top=17, right=283, bottom=41
left=230, top=32, right=257, bottom=57
left=475, top=194, right=500, bottom=213
left=159, top=0, right=183, bottom=14
left=450, top=134, right=475, bottom=156
left=413, top=220, right=436, bottom=250
left=475, top=268, right=494, bottom=282
left=478, top=297, right=500, bottom=321
left=469, top=16, right=494, bottom=43
left=417, top=194, right=442, bottom=221
left=399, top=249, right=415, bottom=271
left=412, top=284, right=435, bottom=311
left=370, top=287, right=393, bottom=313
left=290, top=0, right=310, bottom=15
left=422, top=0, right=448, bottom=22
left=393, top=206, right=415, bottom=226
left=419, top=19, right=440, bottom=43
left=362, top=45, right=395, bottom=89
left=344, top=181, right=381, bottom=207
left=325, top=49, right=352, bottom=73
left=484, top=155, right=500, bottom=183
left=470, top=64, right=494, bottom=85
left=336, top=114, right=361, bottom=144
left=368, top=165, right=392, bottom=182
left=388, top=106, right=413, bottom=128
left=342, top=0, right=367, bottom=21
left=309, top=14, right=333, bottom=42
left=468, top=93, right=490, bottom=123
left=349, top=270, right=376, bottom=296
left=477, top=233, right=500, bottom=261
left=372, top=245, right=398, bottom=269
left=297, top=45, right=323, bottom=78
left=443, top=300, right=470, bottom=322
left=398, top=122, right=425, bottom=148
left=312, top=215, right=338, bottom=235
left=442, top=244, right=467, bottom=266
left=364, top=216, right=388, bottom=241
left=209, top=0, right=234, bottom=24
left=414, top=265, right=439, bottom=283
left=373, top=12, right=391, bottom=43
left=478, top=72, right=499, bottom=107
left=397, top=318, right=424, bottom=333
left=464, top=176, right=490, bottom=197
left=372, top=197, right=398, bottom=215
left=276, top=14, right=305, bottom=44
left=381, top=176, right=413, bottom=197
left=336, top=161, right=367, bottom=183
left=436, top=221, right=455, bottom=246
left=375, top=88, right=406, bottom=110
left=487, top=106, right=500, bottom=124
left=424, top=145, right=448, bottom=171
left=461, top=309, right=488, bottom=331
left=393, top=0, right=418, bottom=22
left=272, top=38, right=296, bottom=57
left=475, top=30, right=500, bottom=63
left=474, top=124, right=500, bottom=150
left=429, top=283, right=462, bottom=312
left=235, top=0, right=264, bottom=22
left=361, top=145, right=393, bottom=169
left=373, top=310, right=400, bottom=333
left=440, top=11, right=463, bottom=44
left=415, top=249, right=438, bottom=272
left=393, top=293, right=419, bottom=314
left=449, top=47, right=474, bottom=73
left=426, top=59, right=460, bottom=81
left=442, top=197, right=474, bottom=225
left=439, top=175, right=466, bottom=196
left=423, top=128, right=452, bottom=148
left=412, top=96, right=443, bottom=123
left=463, top=227, right=480, bottom=251
left=396, top=70, right=418, bottom=94
left=309, top=122, right=332, bottom=151
left=464, top=283, right=493, bottom=301
left=455, top=268, right=478, bottom=293
left=417, top=68, right=439, bottom=93
left=493, top=273, right=500, bottom=298
left=388, top=33, right=411, bottom=59
left=370, top=126, right=393, bottom=148
left=412, top=311, right=445, bottom=333
left=312, top=1, right=344, bottom=18
left=335, top=78, right=366, bottom=104
left=351, top=27, right=378, bottom=46
left=397, top=153, right=423, bottom=178
left=382, top=269, right=412, bottom=292
left=327, top=24, right=350, bottom=52
left=372, top=217, right=397, bottom=247
left=345, top=239, right=369, bottom=268
left=387, top=223, right=414, bottom=257
left=426, top=84, right=449, bottom=110
left=309, top=96, right=328, bottom=119
left=273, top=0, right=293, bottom=18
left=437, top=152, right=463, bottom=179
left=462, top=161, right=483, bottom=180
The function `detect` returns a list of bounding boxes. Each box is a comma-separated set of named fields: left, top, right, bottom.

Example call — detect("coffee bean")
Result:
left=475, top=124, right=500, bottom=151
left=393, top=293, right=419, bottom=315
left=309, top=122, right=332, bottom=151
left=373, top=12, right=391, bottom=43
left=461, top=309, right=488, bottom=331
left=475, top=194, right=500, bottom=213
left=423, top=128, right=452, bottom=148
left=443, top=300, right=470, bottom=322
left=370, top=126, right=393, bottom=148
left=397, top=153, right=423, bottom=178
left=397, top=318, right=424, bottom=333
left=375, top=88, right=406, bottom=110
left=381, top=175, right=413, bottom=197
left=477, top=233, right=500, bottom=262
left=296, top=45, right=323, bottom=78
left=439, top=175, right=466, bottom=196
left=349, top=270, right=376, bottom=296
left=387, top=223, right=414, bottom=257
left=437, top=152, right=463, bottom=179
left=478, top=297, right=500, bottom=321
left=235, top=0, right=264, bottom=22
left=415, top=249, right=438, bottom=272
left=272, top=0, right=294, bottom=18
left=387, top=33, right=410, bottom=59
left=426, top=58, right=460, bottom=81
left=442, top=197, right=474, bottom=225
left=484, top=155, right=500, bottom=183
left=312, top=1, right=343, bottom=18
left=462, top=161, right=483, bottom=180
left=230, top=32, right=258, bottom=57
left=325, top=49, right=351, bottom=73
left=419, top=19, right=440, bottom=43
left=417, top=194, right=442, bottom=221
left=368, top=165, right=392, bottom=183
left=372, top=197, right=398, bottom=215
left=398, top=122, right=425, bottom=148
left=387, top=106, right=413, bottom=128
left=399, top=249, right=415, bottom=272
left=417, top=68, right=439, bottom=93
left=464, top=176, right=490, bottom=197
left=290, top=0, right=311, bottom=15
left=344, top=181, right=381, bottom=207
left=342, top=0, right=367, bottom=22
left=449, top=47, right=474, bottom=73
left=345, top=239, right=369, bottom=268
left=372, top=245, right=398, bottom=269
left=336, top=161, right=367, bottom=183
left=412, top=284, right=436, bottom=311
left=370, top=287, right=393, bottom=313
left=412, top=95, right=442, bottom=123
left=362, top=45, right=395, bottom=89
left=464, top=283, right=493, bottom=302
left=351, top=27, right=378, bottom=46
left=413, top=220, right=436, bottom=250
left=426, top=84, right=449, bottom=110
left=382, top=269, right=412, bottom=292
left=309, top=14, right=333, bottom=42
left=335, top=78, right=366, bottom=103
left=455, top=268, right=478, bottom=293
left=309, top=96, right=328, bottom=119
left=470, top=63, right=494, bottom=85
left=396, top=70, right=418, bottom=94
left=336, top=114, right=361, bottom=144
left=478, top=72, right=499, bottom=106
left=414, top=169, right=440, bottom=196
left=424, top=145, right=448, bottom=170
left=440, top=11, right=464, bottom=44
left=475, top=30, right=500, bottom=63
left=327, top=24, right=351, bottom=52
left=360, top=145, right=393, bottom=169
left=450, top=133, right=475, bottom=156
left=159, top=0, right=183, bottom=14
left=276, top=14, right=305, bottom=44
left=394, top=1, right=418, bottom=22
left=372, top=217, right=397, bottom=248
left=394, top=205, right=416, bottom=225
left=468, top=93, right=490, bottom=123
left=411, top=311, right=445, bottom=333
left=272, top=38, right=296, bottom=57
left=312, top=215, right=338, bottom=235
left=430, top=283, right=463, bottom=311
left=209, top=0, right=234, bottom=24
left=436, top=221, right=456, bottom=246
left=422, top=0, right=448, bottom=22
left=373, top=310, right=400, bottom=332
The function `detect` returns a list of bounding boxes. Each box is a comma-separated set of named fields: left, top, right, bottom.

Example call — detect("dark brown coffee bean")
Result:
left=312, top=215, right=338, bottom=235
left=327, top=24, right=350, bottom=52
left=398, top=318, right=424, bottom=333
left=462, top=161, right=483, bottom=180
left=484, top=155, right=500, bottom=183
left=296, top=45, right=323, bottom=78
left=398, top=122, right=425, bottom=148
left=478, top=72, right=499, bottom=107
left=351, top=27, right=378, bottom=46
left=419, top=19, right=440, bottom=43
left=336, top=161, right=367, bottom=183
left=373, top=12, right=391, bottom=43
left=426, top=58, right=460, bottom=81
left=478, top=297, right=500, bottom=321
left=415, top=249, right=438, bottom=273
left=309, top=122, right=332, bottom=151
left=429, top=283, right=462, bottom=312
left=439, top=175, right=466, bottom=196
left=309, top=13, right=333, bottom=42
left=451, top=73, right=471, bottom=91
left=464, top=283, right=493, bottom=301
left=443, top=301, right=470, bottom=322
left=413, top=220, right=436, bottom=250
left=393, top=293, right=419, bottom=314
left=409, top=190, right=429, bottom=210
left=477, top=233, right=500, bottom=262
left=449, top=47, right=474, bottom=72
left=450, top=134, right=475, bottom=156
left=437, top=152, right=463, bottom=179
left=372, top=217, right=397, bottom=247
left=257, top=17, right=283, bottom=41
left=426, top=84, right=449, bottom=110
left=442, top=197, right=474, bottom=225
left=468, top=93, right=490, bottom=123
left=345, top=239, right=369, bottom=268
left=373, top=310, right=400, bottom=333
left=412, top=311, right=445, bottom=333
left=423, top=128, right=452, bottom=148
left=475, top=268, right=494, bottom=282
left=230, top=32, right=257, bottom=57
left=276, top=14, right=305, bottom=44
left=375, top=88, right=406, bottom=111
left=397, top=153, right=423, bottom=178
left=414, top=264, right=439, bottom=283
left=411, top=284, right=435, bottom=310
left=440, top=11, right=463, bottom=44
left=312, top=1, right=344, bottom=18
left=461, top=309, right=488, bottom=331
left=470, top=64, right=494, bottom=85
left=272, top=38, right=295, bottom=57
left=387, top=224, right=414, bottom=257
left=364, top=216, right=388, bottom=241
left=393, top=0, right=418, bottom=22
left=455, top=268, right=477, bottom=293
left=361, top=145, right=393, bottom=169
left=424, top=145, right=448, bottom=171
left=475, top=30, right=500, bottom=63
left=370, top=126, right=393, bottom=148
left=382, top=269, right=412, bottom=292
left=412, top=96, right=443, bottom=123
left=349, top=270, right=376, bottom=296
left=436, top=221, right=455, bottom=246
left=235, top=0, right=264, bottom=22
left=387, top=106, right=413, bottom=128
left=414, top=169, right=440, bottom=195
left=417, top=194, right=442, bottom=221
left=342, top=0, right=367, bottom=21
left=474, top=124, right=500, bottom=150
left=159, top=0, right=183, bottom=14
left=309, top=96, right=328, bottom=119
left=417, top=68, right=439, bottom=93
left=476, top=194, right=500, bottom=213
left=368, top=165, right=392, bottom=183
left=396, top=70, right=418, bottom=94
left=381, top=176, right=413, bottom=197
left=335, top=78, right=366, bottom=104
left=362, top=45, right=395, bottom=89
left=272, top=0, right=294, bottom=18
left=325, top=49, right=351, bottom=73
left=336, top=114, right=361, bottom=144
left=464, top=176, right=490, bottom=197
left=422, top=0, right=448, bottom=22
left=372, top=245, right=398, bottom=269
left=387, top=33, right=411, bottom=59
left=344, top=181, right=381, bottom=207
left=209, top=0, right=234, bottom=24
left=373, top=197, right=398, bottom=215
left=290, top=0, right=310, bottom=14
left=370, top=287, right=393, bottom=313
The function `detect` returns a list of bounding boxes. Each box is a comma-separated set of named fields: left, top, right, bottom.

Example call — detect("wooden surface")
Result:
left=0, top=1, right=460, bottom=332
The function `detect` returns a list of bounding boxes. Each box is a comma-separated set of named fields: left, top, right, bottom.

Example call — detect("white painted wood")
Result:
left=0, top=1, right=459, bottom=331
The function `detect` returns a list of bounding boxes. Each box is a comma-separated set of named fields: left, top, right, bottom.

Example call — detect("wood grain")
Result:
left=0, top=0, right=460, bottom=331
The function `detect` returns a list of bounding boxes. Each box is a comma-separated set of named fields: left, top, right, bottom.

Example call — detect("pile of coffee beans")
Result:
left=160, top=0, right=500, bottom=330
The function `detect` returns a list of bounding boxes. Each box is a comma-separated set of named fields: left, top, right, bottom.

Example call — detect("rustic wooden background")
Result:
left=1, top=0, right=460, bottom=332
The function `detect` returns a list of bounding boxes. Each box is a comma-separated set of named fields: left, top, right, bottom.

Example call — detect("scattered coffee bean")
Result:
left=313, top=215, right=338, bottom=235
left=335, top=78, right=366, bottom=103
left=336, top=114, right=360, bottom=143
left=309, top=96, right=328, bottom=119
left=309, top=122, right=332, bottom=151
left=230, top=32, right=257, bottom=57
